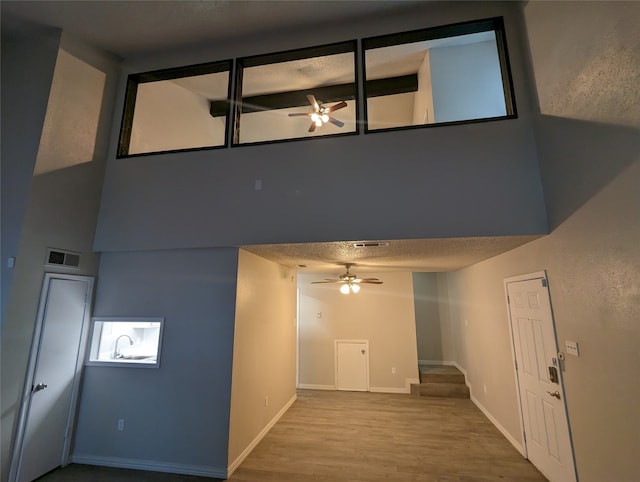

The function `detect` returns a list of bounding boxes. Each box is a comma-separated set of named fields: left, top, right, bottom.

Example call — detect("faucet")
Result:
left=114, top=335, right=134, bottom=358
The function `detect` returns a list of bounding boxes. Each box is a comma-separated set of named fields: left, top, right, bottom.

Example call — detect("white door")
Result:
left=335, top=340, right=369, bottom=391
left=11, top=274, right=93, bottom=482
left=506, top=273, right=577, bottom=482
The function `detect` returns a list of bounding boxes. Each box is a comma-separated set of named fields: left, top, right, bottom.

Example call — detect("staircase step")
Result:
left=417, top=382, right=470, bottom=399
left=419, top=365, right=466, bottom=385
left=420, top=372, right=465, bottom=384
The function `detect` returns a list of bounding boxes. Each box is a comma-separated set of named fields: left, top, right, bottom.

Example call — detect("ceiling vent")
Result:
left=46, top=248, right=81, bottom=268
left=353, top=242, right=389, bottom=248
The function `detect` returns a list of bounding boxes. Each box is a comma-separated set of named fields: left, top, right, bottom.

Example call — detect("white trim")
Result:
left=470, top=394, right=525, bottom=456
left=71, top=454, right=226, bottom=479
left=406, top=377, right=420, bottom=392
left=297, top=383, right=335, bottom=390
left=10, top=274, right=94, bottom=482
left=227, top=393, right=297, bottom=477
left=370, top=387, right=407, bottom=394
left=418, top=359, right=457, bottom=366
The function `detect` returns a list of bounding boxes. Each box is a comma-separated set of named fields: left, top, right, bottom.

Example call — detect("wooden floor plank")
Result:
left=229, top=390, right=546, bottom=482
left=39, top=389, right=546, bottom=481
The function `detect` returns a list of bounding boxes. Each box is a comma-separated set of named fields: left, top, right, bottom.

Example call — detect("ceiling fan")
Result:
left=311, top=263, right=383, bottom=294
left=288, top=94, right=347, bottom=132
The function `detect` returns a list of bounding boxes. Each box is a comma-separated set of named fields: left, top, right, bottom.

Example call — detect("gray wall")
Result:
left=0, top=31, right=119, bottom=482
left=0, top=26, right=60, bottom=322
left=93, top=2, right=546, bottom=252
left=412, top=272, right=442, bottom=362
left=73, top=248, right=239, bottom=476
left=446, top=2, right=640, bottom=481
left=430, top=40, right=507, bottom=123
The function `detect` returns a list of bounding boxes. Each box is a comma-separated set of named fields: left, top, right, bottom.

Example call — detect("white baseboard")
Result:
left=418, top=359, right=457, bottom=366
left=370, top=386, right=408, bottom=394
left=470, top=394, right=525, bottom=456
left=297, top=383, right=335, bottom=390
left=71, top=454, right=226, bottom=478
left=227, top=393, right=297, bottom=477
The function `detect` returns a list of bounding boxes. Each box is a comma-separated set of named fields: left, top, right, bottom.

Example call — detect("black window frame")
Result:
left=116, top=59, right=233, bottom=158
left=361, top=17, right=517, bottom=134
left=232, top=40, right=360, bottom=147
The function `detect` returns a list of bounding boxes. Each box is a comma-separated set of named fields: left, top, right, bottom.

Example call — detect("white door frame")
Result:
left=334, top=339, right=370, bottom=391
left=504, top=271, right=577, bottom=481
left=9, top=273, right=94, bottom=481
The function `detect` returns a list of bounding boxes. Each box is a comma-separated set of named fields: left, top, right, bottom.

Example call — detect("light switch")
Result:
left=565, top=340, right=579, bottom=357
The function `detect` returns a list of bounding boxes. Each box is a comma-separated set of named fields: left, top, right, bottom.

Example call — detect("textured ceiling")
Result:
left=242, top=236, right=542, bottom=274
left=1, top=0, right=426, bottom=57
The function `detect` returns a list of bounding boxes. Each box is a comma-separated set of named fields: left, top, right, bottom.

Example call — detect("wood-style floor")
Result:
left=39, top=389, right=547, bottom=481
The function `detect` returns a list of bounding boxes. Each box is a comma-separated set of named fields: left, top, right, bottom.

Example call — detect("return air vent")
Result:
left=353, top=242, right=389, bottom=248
left=46, top=248, right=80, bottom=268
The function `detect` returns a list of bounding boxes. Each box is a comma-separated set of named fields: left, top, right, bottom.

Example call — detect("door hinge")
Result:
left=542, top=278, right=548, bottom=288
left=523, top=431, right=527, bottom=443
left=507, top=295, right=510, bottom=304
left=515, top=360, right=518, bottom=371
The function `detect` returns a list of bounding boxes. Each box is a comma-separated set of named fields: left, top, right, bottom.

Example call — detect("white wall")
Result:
left=0, top=33, right=119, bottom=482
left=130, top=80, right=225, bottom=154
left=298, top=272, right=419, bottom=392
left=73, top=248, right=239, bottom=477
left=228, top=250, right=297, bottom=472
left=445, top=3, right=640, bottom=481
left=412, top=50, right=434, bottom=124
left=430, top=39, right=507, bottom=123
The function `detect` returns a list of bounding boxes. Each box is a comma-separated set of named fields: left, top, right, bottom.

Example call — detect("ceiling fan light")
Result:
left=321, top=114, right=329, bottom=123
left=310, top=113, right=319, bottom=122
left=350, top=283, right=360, bottom=293
left=315, top=119, right=323, bottom=127
left=340, top=284, right=350, bottom=294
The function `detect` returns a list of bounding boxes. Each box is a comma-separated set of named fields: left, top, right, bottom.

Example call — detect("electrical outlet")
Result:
left=117, top=419, right=125, bottom=432
left=391, top=367, right=396, bottom=374
left=483, top=384, right=487, bottom=394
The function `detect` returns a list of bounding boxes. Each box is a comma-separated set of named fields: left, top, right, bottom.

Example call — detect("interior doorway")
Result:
left=505, top=271, right=577, bottom=482
left=335, top=340, right=369, bottom=391
left=9, top=273, right=94, bottom=482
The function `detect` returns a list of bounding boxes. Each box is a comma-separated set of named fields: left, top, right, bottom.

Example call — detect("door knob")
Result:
left=33, top=383, right=48, bottom=392
left=546, top=390, right=561, bottom=400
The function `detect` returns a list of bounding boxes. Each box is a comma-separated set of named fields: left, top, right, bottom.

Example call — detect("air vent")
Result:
left=46, top=248, right=81, bottom=268
left=353, top=242, right=389, bottom=248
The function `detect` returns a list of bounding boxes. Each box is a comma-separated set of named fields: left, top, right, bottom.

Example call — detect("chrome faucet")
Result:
left=114, top=334, right=133, bottom=358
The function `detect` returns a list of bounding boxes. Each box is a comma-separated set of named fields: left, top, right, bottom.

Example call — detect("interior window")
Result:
left=118, top=61, right=231, bottom=157
left=87, top=318, right=164, bottom=367
left=234, top=42, right=357, bottom=145
left=363, top=18, right=516, bottom=131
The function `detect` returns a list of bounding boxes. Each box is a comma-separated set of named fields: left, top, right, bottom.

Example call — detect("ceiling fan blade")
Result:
left=311, top=280, right=338, bottom=284
left=288, top=112, right=309, bottom=117
left=328, top=116, right=344, bottom=128
left=328, top=101, right=347, bottom=113
left=308, top=122, right=317, bottom=133
left=307, top=94, right=319, bottom=112
left=358, top=280, right=384, bottom=284
left=359, top=278, right=381, bottom=281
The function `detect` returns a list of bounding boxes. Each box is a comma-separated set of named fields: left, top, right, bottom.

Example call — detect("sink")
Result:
left=118, top=355, right=156, bottom=361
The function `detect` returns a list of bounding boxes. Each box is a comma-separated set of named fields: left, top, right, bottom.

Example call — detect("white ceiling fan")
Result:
left=311, top=263, right=383, bottom=294
left=288, top=94, right=347, bottom=132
